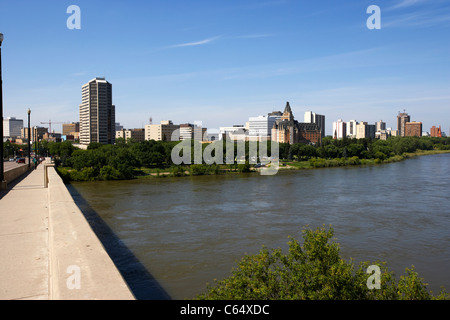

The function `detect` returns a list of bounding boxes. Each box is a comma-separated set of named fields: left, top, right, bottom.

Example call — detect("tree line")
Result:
left=41, top=136, right=450, bottom=182
left=280, top=136, right=450, bottom=161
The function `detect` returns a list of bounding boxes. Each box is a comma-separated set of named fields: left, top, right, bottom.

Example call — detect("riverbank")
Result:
left=56, top=148, right=450, bottom=182
left=133, top=149, right=450, bottom=177
left=279, top=149, right=450, bottom=171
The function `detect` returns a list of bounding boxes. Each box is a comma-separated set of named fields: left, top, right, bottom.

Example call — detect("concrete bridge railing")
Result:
left=2, top=163, right=34, bottom=189
left=46, top=166, right=135, bottom=300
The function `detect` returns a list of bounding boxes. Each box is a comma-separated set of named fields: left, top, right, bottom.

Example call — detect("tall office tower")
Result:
left=397, top=111, right=410, bottom=137
left=79, top=77, right=116, bottom=145
left=3, top=117, right=23, bottom=138
left=332, top=119, right=347, bottom=139
left=304, top=111, right=326, bottom=137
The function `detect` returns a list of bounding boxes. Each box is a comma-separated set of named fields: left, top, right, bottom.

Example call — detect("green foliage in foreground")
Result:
left=196, top=226, right=448, bottom=300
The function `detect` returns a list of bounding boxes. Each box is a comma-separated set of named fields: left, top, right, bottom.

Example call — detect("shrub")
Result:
left=99, top=165, right=122, bottom=180
left=196, top=226, right=448, bottom=300
left=171, top=165, right=187, bottom=177
left=190, top=164, right=209, bottom=176
left=348, top=156, right=361, bottom=165
left=238, top=162, right=251, bottom=173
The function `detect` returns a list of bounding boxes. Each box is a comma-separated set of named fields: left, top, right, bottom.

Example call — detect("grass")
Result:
left=404, top=149, right=450, bottom=157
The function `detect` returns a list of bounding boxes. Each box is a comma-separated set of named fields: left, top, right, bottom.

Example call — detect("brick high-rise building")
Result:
left=430, top=125, right=442, bottom=137
left=405, top=121, right=422, bottom=137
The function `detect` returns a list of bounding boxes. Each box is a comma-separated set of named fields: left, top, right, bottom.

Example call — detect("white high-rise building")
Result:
left=248, top=113, right=282, bottom=139
left=3, top=117, right=23, bottom=138
left=356, top=122, right=376, bottom=139
left=79, top=77, right=116, bottom=145
left=346, top=120, right=358, bottom=138
left=304, top=111, right=326, bottom=137
left=332, top=119, right=347, bottom=139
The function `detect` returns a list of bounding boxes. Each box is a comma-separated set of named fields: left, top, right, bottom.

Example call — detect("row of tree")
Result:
left=42, top=136, right=450, bottom=181
left=280, top=136, right=450, bottom=161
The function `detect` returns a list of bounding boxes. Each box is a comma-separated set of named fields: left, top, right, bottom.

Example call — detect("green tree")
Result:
left=196, top=226, right=448, bottom=300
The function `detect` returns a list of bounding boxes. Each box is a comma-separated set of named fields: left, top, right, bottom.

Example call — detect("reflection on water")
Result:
left=71, top=154, right=450, bottom=299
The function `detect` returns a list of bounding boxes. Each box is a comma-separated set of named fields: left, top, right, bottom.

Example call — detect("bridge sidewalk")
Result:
left=0, top=164, right=49, bottom=300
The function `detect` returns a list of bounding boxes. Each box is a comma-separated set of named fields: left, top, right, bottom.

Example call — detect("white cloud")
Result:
left=383, top=8, right=450, bottom=28
left=166, top=36, right=221, bottom=49
left=388, top=0, right=427, bottom=10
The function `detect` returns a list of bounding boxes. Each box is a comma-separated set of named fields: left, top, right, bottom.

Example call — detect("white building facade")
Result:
left=3, top=117, right=23, bottom=138
left=248, top=114, right=282, bottom=139
left=332, top=119, right=347, bottom=139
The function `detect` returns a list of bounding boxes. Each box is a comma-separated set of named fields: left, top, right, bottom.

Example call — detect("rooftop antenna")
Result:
left=149, top=117, right=153, bottom=125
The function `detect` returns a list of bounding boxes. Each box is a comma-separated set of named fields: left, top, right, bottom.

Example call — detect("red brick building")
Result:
left=405, top=122, right=422, bottom=137
left=430, top=125, right=442, bottom=137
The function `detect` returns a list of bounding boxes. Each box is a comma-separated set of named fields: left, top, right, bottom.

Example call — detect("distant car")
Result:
left=9, top=158, right=14, bottom=162
left=16, top=158, right=25, bottom=164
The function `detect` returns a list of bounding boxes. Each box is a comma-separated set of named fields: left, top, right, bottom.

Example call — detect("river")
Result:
left=68, top=153, right=450, bottom=299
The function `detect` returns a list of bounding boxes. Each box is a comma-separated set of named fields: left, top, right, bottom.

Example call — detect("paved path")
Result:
left=0, top=164, right=49, bottom=300
left=3, top=160, right=29, bottom=171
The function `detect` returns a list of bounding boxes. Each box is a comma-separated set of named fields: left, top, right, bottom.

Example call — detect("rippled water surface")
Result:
left=70, top=154, right=450, bottom=299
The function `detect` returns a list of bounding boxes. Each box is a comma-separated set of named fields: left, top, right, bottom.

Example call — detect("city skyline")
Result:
left=1, top=0, right=449, bottom=135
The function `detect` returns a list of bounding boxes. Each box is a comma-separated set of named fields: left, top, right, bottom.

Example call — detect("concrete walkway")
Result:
left=0, top=164, right=49, bottom=299
left=0, top=163, right=135, bottom=300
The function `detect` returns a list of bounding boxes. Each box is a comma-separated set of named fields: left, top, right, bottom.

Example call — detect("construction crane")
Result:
left=40, top=120, right=68, bottom=134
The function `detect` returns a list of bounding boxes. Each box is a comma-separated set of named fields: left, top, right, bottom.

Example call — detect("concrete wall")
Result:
left=46, top=167, right=135, bottom=300
left=4, top=164, right=33, bottom=185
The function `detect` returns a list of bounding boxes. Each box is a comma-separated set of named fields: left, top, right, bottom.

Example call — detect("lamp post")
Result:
left=0, top=33, right=4, bottom=185
left=27, top=108, right=31, bottom=168
left=35, top=132, right=38, bottom=158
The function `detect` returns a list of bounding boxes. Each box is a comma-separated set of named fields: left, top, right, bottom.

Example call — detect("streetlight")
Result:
left=27, top=108, right=31, bottom=168
left=35, top=132, right=38, bottom=158
left=0, top=33, right=5, bottom=187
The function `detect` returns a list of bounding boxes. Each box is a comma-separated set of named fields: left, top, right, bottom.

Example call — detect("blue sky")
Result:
left=1, top=0, right=449, bottom=135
